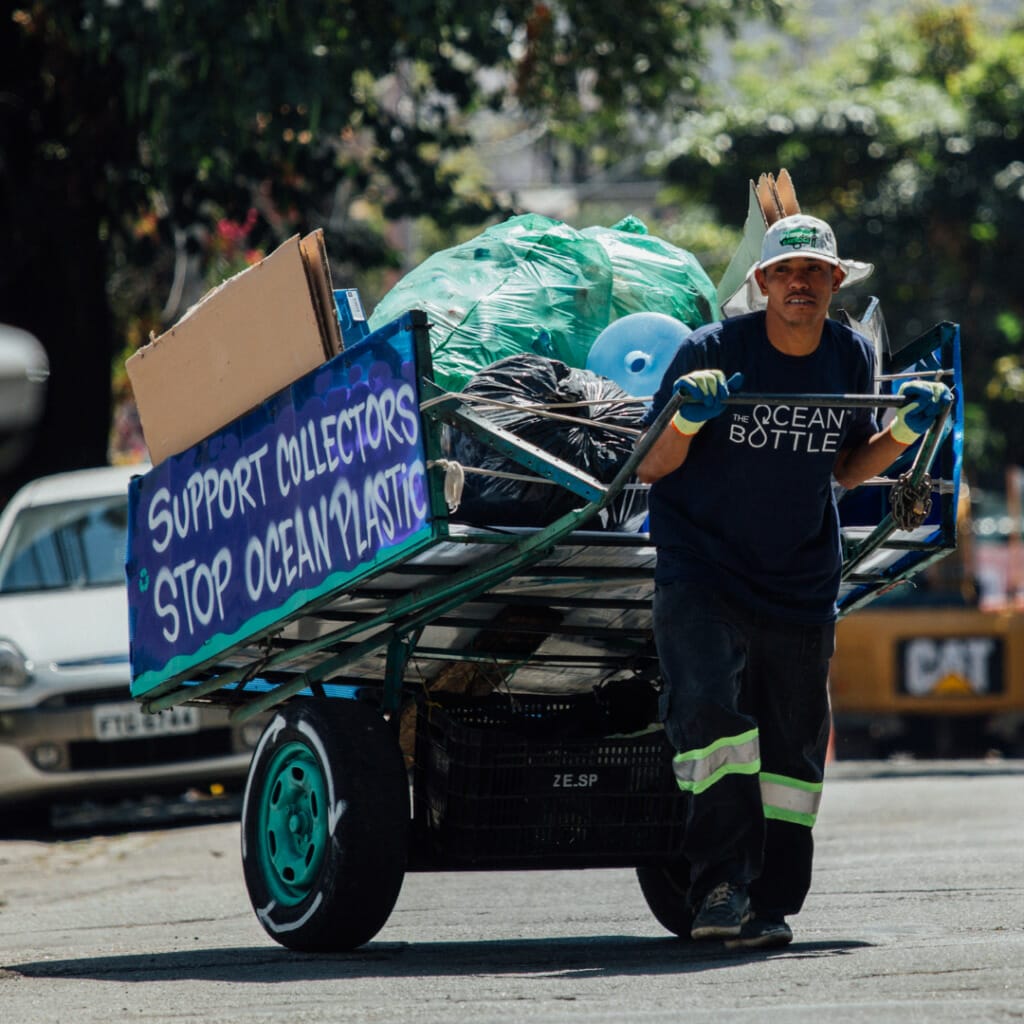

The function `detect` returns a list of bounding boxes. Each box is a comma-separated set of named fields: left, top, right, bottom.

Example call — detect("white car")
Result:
left=0, top=465, right=264, bottom=815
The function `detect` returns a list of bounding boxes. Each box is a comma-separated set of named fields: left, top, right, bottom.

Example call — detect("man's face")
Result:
left=754, top=257, right=845, bottom=324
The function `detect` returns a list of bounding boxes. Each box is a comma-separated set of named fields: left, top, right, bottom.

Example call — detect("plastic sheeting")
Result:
left=368, top=213, right=718, bottom=392
left=582, top=215, right=717, bottom=328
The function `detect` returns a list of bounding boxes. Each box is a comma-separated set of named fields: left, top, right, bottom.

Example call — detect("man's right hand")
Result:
left=671, top=370, right=744, bottom=436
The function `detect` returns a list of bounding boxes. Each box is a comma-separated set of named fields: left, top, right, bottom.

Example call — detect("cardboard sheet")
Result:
left=126, top=231, right=341, bottom=465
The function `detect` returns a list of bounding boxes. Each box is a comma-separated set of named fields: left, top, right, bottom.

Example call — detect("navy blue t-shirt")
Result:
left=645, top=311, right=877, bottom=623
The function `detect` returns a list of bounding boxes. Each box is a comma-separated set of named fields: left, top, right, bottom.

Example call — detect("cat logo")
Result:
left=899, top=636, right=1005, bottom=698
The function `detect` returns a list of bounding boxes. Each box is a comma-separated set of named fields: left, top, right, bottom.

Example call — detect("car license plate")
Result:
left=93, top=702, right=200, bottom=741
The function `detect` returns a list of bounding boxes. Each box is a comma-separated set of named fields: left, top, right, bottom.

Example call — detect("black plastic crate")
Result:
left=413, top=692, right=686, bottom=868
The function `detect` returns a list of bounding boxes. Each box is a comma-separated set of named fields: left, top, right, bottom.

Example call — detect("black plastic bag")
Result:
left=446, top=354, right=647, bottom=529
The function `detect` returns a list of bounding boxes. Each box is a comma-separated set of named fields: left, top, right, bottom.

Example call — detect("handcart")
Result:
left=125, top=305, right=963, bottom=952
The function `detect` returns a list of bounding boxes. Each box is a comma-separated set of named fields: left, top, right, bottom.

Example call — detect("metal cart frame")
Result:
left=124, top=308, right=962, bottom=951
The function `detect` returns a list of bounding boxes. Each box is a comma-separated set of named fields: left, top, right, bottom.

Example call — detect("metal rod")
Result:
left=840, top=402, right=954, bottom=579
left=853, top=476, right=957, bottom=493
left=420, top=373, right=953, bottom=409
left=876, top=369, right=953, bottom=382
left=709, top=392, right=912, bottom=410
left=907, top=400, right=954, bottom=490
left=839, top=546, right=955, bottom=618
left=226, top=626, right=398, bottom=722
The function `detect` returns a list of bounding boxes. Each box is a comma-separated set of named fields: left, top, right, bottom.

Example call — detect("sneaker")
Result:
left=725, top=916, right=793, bottom=950
left=690, top=882, right=751, bottom=940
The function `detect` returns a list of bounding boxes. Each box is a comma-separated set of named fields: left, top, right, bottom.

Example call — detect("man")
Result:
left=636, top=213, right=952, bottom=948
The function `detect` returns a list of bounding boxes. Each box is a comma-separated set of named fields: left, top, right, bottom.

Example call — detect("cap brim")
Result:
left=758, top=251, right=841, bottom=272
left=721, top=258, right=875, bottom=317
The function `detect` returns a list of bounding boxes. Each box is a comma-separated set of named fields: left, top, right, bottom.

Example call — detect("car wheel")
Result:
left=241, top=699, right=408, bottom=952
left=636, top=861, right=694, bottom=940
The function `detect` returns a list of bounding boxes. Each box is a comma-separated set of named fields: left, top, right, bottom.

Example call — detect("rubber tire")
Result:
left=636, top=861, right=695, bottom=940
left=241, top=699, right=409, bottom=952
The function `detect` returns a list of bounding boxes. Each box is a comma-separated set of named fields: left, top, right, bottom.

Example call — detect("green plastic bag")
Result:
left=583, top=215, right=719, bottom=328
left=369, top=214, right=611, bottom=391
left=368, top=212, right=718, bottom=391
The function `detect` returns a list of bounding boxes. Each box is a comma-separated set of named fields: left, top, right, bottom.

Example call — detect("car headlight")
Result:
left=0, top=640, right=32, bottom=689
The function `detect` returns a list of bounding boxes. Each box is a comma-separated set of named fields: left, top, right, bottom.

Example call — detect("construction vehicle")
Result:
left=830, top=472, right=1024, bottom=758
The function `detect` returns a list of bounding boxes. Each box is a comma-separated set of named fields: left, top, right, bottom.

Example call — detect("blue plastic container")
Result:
left=586, top=312, right=691, bottom=400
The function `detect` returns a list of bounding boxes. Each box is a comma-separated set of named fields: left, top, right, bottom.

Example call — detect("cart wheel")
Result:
left=636, top=861, right=694, bottom=940
left=241, top=699, right=408, bottom=952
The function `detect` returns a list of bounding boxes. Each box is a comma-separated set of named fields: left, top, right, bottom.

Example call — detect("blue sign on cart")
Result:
left=127, top=315, right=433, bottom=697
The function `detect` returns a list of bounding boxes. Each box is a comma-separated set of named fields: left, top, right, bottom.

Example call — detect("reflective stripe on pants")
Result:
left=672, top=728, right=761, bottom=795
left=760, top=772, right=823, bottom=828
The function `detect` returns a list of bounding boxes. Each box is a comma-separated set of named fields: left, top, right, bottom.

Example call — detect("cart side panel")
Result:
left=127, top=312, right=440, bottom=699
left=835, top=321, right=963, bottom=615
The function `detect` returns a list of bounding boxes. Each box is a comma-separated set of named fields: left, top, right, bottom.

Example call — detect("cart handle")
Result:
left=686, top=392, right=945, bottom=411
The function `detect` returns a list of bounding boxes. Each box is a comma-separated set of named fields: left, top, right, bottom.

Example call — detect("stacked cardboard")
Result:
left=126, top=231, right=342, bottom=465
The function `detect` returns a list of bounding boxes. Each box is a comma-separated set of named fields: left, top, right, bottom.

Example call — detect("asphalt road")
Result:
left=1, top=760, right=1022, bottom=1024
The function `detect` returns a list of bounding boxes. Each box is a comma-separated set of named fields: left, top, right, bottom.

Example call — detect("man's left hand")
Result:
left=891, top=380, right=954, bottom=445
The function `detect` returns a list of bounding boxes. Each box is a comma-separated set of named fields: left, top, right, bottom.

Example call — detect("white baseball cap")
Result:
left=722, top=213, right=874, bottom=315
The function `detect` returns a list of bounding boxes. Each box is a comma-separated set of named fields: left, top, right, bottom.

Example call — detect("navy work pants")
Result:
left=653, top=579, right=834, bottom=918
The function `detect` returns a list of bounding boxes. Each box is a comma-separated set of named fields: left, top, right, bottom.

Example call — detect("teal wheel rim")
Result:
left=257, top=740, right=330, bottom=906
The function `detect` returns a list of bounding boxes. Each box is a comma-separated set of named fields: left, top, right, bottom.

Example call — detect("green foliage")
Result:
left=650, top=2, right=1024, bottom=485
left=963, top=402, right=1003, bottom=474
left=996, top=312, right=1023, bottom=348
left=3, top=0, right=791, bottom=470
left=8, top=0, right=794, bottom=322
left=511, top=1, right=786, bottom=147
left=12, top=0, right=790, bottom=297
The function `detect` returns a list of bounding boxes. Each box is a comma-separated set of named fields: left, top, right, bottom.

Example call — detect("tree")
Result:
left=1, top=0, right=785, bottom=490
left=651, top=3, right=1024, bottom=484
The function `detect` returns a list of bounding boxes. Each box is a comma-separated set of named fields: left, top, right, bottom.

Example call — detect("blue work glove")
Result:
left=891, top=380, right=954, bottom=445
left=671, top=370, right=744, bottom=436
